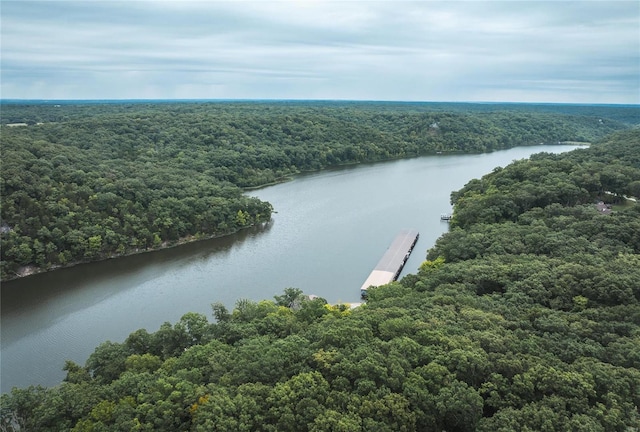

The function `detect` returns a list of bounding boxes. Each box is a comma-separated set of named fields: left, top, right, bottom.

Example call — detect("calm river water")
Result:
left=1, top=145, right=578, bottom=392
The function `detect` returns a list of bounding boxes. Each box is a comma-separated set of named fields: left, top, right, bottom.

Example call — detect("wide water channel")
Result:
left=1, top=145, right=579, bottom=392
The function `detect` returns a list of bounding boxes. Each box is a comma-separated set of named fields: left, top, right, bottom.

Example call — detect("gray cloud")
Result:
left=1, top=0, right=638, bottom=103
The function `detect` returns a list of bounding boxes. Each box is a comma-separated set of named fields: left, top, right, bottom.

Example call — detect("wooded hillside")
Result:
left=2, top=129, right=638, bottom=431
left=1, top=102, right=636, bottom=280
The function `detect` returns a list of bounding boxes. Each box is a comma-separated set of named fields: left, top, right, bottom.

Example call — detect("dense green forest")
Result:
left=2, top=129, right=638, bottom=431
left=1, top=102, right=637, bottom=280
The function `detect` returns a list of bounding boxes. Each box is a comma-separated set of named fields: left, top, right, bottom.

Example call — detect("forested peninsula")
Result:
left=1, top=101, right=637, bottom=280
left=1, top=128, right=639, bottom=431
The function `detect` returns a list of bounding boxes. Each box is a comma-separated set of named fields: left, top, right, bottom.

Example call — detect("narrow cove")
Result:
left=1, top=145, right=579, bottom=392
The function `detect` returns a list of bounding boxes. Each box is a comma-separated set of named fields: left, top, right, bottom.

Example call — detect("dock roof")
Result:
left=360, top=229, right=419, bottom=292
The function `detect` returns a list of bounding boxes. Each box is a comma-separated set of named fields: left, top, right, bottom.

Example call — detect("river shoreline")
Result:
left=5, top=221, right=272, bottom=283
left=1, top=144, right=582, bottom=393
left=3, top=142, right=588, bottom=283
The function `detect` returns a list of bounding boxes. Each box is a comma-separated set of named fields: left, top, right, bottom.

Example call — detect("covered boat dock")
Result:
left=360, top=229, right=419, bottom=298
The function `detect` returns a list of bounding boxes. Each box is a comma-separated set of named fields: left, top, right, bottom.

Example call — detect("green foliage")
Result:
left=274, top=287, right=305, bottom=307
left=2, top=125, right=639, bottom=431
left=2, top=101, right=635, bottom=279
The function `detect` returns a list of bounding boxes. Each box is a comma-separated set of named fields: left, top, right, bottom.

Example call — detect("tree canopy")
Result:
left=1, top=101, right=637, bottom=280
left=2, top=128, right=639, bottom=431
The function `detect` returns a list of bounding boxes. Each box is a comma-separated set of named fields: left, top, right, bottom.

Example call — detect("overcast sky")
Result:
left=2, top=1, right=638, bottom=103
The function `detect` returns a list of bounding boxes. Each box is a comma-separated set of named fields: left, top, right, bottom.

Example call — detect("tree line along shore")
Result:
left=1, top=125, right=638, bottom=430
left=1, top=101, right=637, bottom=280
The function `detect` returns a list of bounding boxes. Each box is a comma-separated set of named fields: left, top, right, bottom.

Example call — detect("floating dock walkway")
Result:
left=360, top=229, right=419, bottom=298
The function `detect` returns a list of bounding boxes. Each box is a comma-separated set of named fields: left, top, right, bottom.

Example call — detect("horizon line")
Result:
left=1, top=98, right=638, bottom=107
